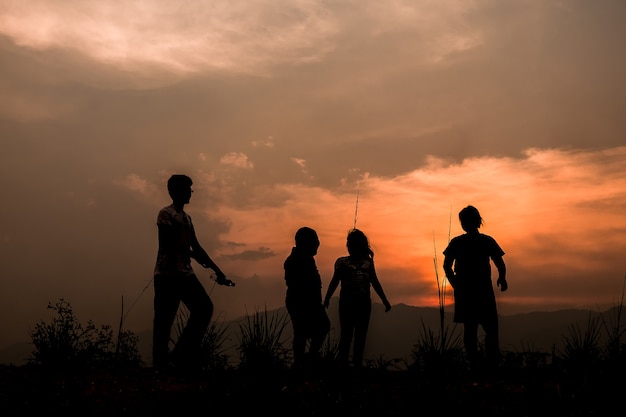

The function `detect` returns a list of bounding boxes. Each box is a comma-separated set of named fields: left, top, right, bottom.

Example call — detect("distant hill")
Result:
left=2, top=302, right=618, bottom=366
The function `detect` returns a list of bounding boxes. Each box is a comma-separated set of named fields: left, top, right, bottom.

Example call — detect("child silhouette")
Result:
left=443, top=205, right=507, bottom=368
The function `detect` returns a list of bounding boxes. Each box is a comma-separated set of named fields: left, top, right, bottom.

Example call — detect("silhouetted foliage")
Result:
left=409, top=229, right=465, bottom=376
left=28, top=298, right=140, bottom=368
left=556, top=299, right=626, bottom=375
left=319, top=326, right=340, bottom=364
left=237, top=306, right=290, bottom=372
left=558, top=312, right=602, bottom=370
left=174, top=306, right=233, bottom=371
left=410, top=318, right=464, bottom=376
left=598, top=278, right=626, bottom=369
left=502, top=341, right=551, bottom=370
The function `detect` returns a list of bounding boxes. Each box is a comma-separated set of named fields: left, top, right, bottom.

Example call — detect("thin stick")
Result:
left=122, top=278, right=153, bottom=322
left=433, top=231, right=445, bottom=337
left=353, top=185, right=360, bottom=230
left=448, top=205, right=452, bottom=243
left=116, top=296, right=124, bottom=356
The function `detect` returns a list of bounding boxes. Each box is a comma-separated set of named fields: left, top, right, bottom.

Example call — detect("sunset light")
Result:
left=1, top=0, right=625, bottom=364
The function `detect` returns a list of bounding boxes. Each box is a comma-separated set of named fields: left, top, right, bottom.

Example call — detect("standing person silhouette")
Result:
left=324, top=228, right=391, bottom=368
left=152, top=174, right=234, bottom=370
left=443, top=205, right=507, bottom=369
left=284, top=227, right=330, bottom=369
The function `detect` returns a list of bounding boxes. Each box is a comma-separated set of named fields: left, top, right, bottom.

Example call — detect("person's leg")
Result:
left=338, top=298, right=354, bottom=367
left=172, top=274, right=213, bottom=367
left=463, top=321, right=480, bottom=365
left=308, top=307, right=330, bottom=356
left=482, top=312, right=501, bottom=366
left=152, top=274, right=181, bottom=367
left=290, top=316, right=307, bottom=367
left=352, top=299, right=371, bottom=368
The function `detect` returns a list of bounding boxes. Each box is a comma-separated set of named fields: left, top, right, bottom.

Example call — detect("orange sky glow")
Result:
left=204, top=146, right=626, bottom=313
left=1, top=1, right=625, bottom=359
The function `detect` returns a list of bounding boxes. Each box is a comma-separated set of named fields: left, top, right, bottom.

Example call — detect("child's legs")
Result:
left=152, top=274, right=181, bottom=366
left=308, top=308, right=330, bottom=355
left=463, top=321, right=479, bottom=362
left=172, top=275, right=213, bottom=363
left=289, top=314, right=307, bottom=365
left=482, top=315, right=500, bottom=363
left=352, top=300, right=371, bottom=367
left=338, top=299, right=356, bottom=365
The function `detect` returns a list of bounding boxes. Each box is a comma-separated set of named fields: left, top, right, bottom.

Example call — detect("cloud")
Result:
left=290, top=157, right=311, bottom=178
left=220, top=152, right=254, bottom=169
left=200, top=146, right=626, bottom=312
left=2, top=0, right=626, bottom=357
left=251, top=137, right=275, bottom=148
left=291, top=157, right=306, bottom=170
left=114, top=173, right=153, bottom=196
left=0, top=0, right=487, bottom=90
left=0, top=0, right=340, bottom=79
left=221, top=246, right=276, bottom=261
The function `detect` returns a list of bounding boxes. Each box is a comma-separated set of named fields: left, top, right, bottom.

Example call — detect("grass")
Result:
left=173, top=306, right=234, bottom=371
left=5, top=281, right=626, bottom=416
left=236, top=305, right=291, bottom=372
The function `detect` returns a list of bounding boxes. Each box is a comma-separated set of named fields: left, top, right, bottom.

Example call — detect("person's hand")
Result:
left=216, top=274, right=235, bottom=287
left=497, top=277, right=508, bottom=292
left=383, top=300, right=391, bottom=312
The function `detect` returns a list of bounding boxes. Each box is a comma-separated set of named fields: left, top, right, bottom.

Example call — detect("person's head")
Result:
left=294, top=226, right=320, bottom=256
left=458, top=205, right=483, bottom=232
left=167, top=174, right=193, bottom=204
left=346, top=228, right=373, bottom=259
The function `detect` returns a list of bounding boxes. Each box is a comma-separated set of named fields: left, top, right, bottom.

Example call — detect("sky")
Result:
left=1, top=0, right=626, bottom=354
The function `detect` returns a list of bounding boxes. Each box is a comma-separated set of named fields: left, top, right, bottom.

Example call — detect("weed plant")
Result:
left=556, top=276, right=626, bottom=377
left=598, top=277, right=626, bottom=370
left=173, top=306, right=234, bottom=371
left=319, top=326, right=340, bottom=366
left=26, top=276, right=626, bottom=378
left=236, top=306, right=290, bottom=372
left=410, top=226, right=464, bottom=377
left=28, top=298, right=140, bottom=369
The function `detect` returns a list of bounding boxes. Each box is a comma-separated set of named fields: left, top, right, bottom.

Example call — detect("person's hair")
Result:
left=167, top=174, right=192, bottom=199
left=459, top=205, right=483, bottom=230
left=294, top=226, right=319, bottom=256
left=295, top=226, right=318, bottom=247
left=346, top=228, right=373, bottom=259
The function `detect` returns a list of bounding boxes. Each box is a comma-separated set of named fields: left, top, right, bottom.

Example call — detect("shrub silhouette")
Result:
left=410, top=318, right=464, bottom=376
left=173, top=306, right=234, bottom=371
left=237, top=306, right=290, bottom=372
left=28, top=298, right=140, bottom=368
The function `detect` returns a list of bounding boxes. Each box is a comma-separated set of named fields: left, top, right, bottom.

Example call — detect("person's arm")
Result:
left=189, top=225, right=235, bottom=286
left=370, top=267, right=391, bottom=312
left=323, top=265, right=341, bottom=309
left=493, top=256, right=507, bottom=291
left=157, top=223, right=174, bottom=253
left=189, top=232, right=221, bottom=271
left=443, top=255, right=456, bottom=288
left=156, top=222, right=179, bottom=272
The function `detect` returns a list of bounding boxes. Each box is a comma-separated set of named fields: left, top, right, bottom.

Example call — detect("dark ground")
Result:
left=0, top=362, right=622, bottom=417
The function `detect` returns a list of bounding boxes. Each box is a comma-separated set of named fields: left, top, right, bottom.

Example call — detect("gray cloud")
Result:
left=2, top=0, right=626, bottom=360
left=221, top=247, right=277, bottom=262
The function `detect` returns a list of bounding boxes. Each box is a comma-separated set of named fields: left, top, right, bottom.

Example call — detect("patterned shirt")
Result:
left=333, top=256, right=376, bottom=298
left=153, top=204, right=196, bottom=276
